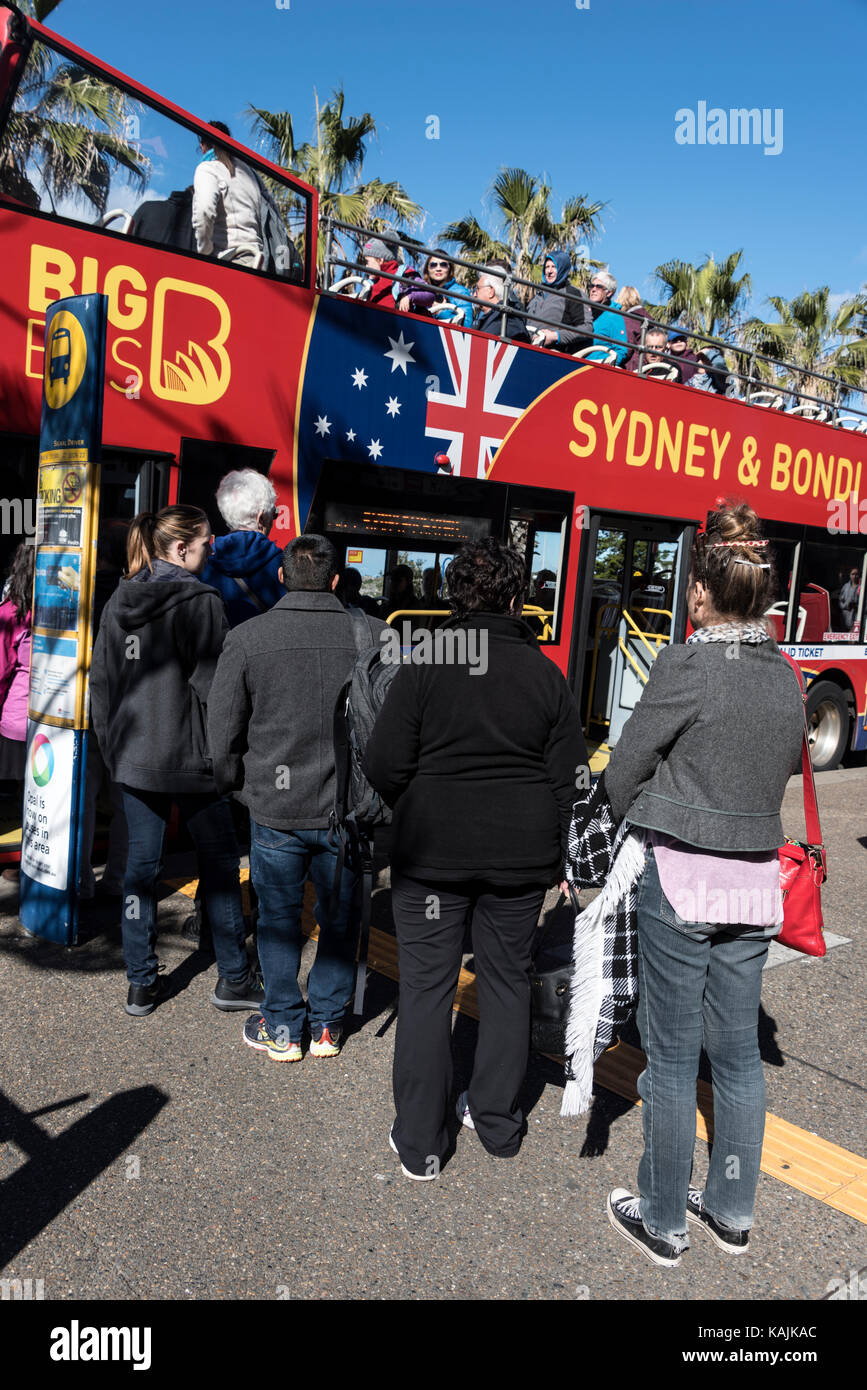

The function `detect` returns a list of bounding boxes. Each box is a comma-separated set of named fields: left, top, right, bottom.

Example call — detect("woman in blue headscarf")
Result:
left=526, top=250, right=593, bottom=353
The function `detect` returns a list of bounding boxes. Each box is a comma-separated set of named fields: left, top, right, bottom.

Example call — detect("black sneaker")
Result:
left=686, top=1187, right=750, bottom=1254
left=125, top=979, right=164, bottom=1017
left=211, top=969, right=265, bottom=1012
left=606, top=1189, right=684, bottom=1268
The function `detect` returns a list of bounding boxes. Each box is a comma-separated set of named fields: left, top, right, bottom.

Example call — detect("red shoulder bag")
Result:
left=778, top=655, right=827, bottom=957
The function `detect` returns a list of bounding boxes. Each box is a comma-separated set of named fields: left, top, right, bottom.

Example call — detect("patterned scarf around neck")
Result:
left=686, top=622, right=770, bottom=645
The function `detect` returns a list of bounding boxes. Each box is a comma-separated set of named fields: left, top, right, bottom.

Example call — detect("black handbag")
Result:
left=530, top=883, right=581, bottom=1057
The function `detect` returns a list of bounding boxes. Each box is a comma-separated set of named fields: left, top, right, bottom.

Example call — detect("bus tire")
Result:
left=805, top=680, right=849, bottom=771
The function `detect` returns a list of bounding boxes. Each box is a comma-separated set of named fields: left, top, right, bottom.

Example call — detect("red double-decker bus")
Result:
left=1, top=1, right=866, bottom=781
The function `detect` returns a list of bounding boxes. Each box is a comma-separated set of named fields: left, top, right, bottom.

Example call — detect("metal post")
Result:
left=501, top=272, right=514, bottom=341
left=323, top=217, right=333, bottom=290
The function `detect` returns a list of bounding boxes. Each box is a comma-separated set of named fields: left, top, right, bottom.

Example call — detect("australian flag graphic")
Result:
left=296, top=294, right=580, bottom=526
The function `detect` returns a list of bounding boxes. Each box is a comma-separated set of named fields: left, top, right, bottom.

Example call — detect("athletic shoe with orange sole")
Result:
left=309, top=1024, right=342, bottom=1058
left=243, top=1014, right=302, bottom=1062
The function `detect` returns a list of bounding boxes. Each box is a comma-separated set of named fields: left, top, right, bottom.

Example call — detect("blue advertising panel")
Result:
left=20, top=295, right=107, bottom=945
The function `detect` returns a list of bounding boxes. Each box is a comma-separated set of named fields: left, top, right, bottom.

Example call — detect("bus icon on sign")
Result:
left=49, top=326, right=71, bottom=384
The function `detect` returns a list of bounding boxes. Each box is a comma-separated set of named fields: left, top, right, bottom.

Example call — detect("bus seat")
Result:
left=574, top=346, right=616, bottom=364
left=638, top=362, right=679, bottom=382
left=799, top=585, right=830, bottom=642
left=749, top=391, right=784, bottom=410
left=99, top=208, right=133, bottom=234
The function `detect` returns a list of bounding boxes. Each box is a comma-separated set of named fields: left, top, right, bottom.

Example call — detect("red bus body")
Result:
left=1, top=5, right=865, bottom=771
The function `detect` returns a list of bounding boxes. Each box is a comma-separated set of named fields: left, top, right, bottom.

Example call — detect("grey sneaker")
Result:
left=686, top=1187, right=750, bottom=1254
left=606, top=1189, right=684, bottom=1268
left=211, top=969, right=264, bottom=1012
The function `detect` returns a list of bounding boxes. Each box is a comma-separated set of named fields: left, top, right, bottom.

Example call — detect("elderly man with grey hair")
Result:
left=201, top=468, right=284, bottom=626
left=585, top=268, right=630, bottom=365
left=472, top=266, right=530, bottom=342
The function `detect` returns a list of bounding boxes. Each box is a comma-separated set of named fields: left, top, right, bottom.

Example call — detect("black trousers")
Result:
left=390, top=873, right=545, bottom=1175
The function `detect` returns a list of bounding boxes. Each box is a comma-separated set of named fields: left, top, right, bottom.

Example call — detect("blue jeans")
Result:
left=120, top=787, right=248, bottom=987
left=249, top=822, right=359, bottom=1039
left=635, top=847, right=771, bottom=1249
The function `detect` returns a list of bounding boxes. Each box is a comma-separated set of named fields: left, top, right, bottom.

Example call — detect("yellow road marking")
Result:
left=166, top=873, right=867, bottom=1223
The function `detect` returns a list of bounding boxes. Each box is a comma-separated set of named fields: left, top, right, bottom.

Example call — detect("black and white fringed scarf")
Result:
left=560, top=778, right=643, bottom=1118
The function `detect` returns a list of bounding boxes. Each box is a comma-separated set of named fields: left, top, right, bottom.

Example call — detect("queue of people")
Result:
left=75, top=482, right=806, bottom=1270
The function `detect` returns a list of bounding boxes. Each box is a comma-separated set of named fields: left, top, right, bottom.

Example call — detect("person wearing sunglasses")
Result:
left=585, top=270, right=630, bottom=366
left=422, top=252, right=474, bottom=328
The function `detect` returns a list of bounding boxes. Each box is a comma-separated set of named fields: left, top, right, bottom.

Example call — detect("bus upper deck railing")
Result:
left=321, top=218, right=867, bottom=433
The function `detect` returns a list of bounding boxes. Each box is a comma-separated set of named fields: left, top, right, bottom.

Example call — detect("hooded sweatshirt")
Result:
left=201, top=530, right=284, bottom=627
left=90, top=559, right=228, bottom=793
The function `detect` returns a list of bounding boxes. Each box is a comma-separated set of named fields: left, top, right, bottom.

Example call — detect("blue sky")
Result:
left=47, top=0, right=867, bottom=319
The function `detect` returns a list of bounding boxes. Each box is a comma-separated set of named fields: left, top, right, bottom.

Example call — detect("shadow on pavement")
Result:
left=0, top=1084, right=169, bottom=1271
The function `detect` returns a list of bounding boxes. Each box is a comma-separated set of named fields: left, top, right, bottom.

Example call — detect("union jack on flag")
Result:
left=424, top=329, right=522, bottom=479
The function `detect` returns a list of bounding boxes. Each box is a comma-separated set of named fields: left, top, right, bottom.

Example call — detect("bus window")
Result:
left=761, top=535, right=798, bottom=642
left=799, top=541, right=866, bottom=642
left=178, top=439, right=275, bottom=537
left=0, top=36, right=310, bottom=282
left=509, top=506, right=567, bottom=642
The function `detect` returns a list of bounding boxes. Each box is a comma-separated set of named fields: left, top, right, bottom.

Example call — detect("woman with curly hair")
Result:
left=364, top=538, right=585, bottom=1180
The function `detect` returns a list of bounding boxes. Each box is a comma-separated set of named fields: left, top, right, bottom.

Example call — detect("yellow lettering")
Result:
left=28, top=244, right=76, bottom=312
left=25, top=318, right=46, bottom=378
left=625, top=410, right=653, bottom=468
left=81, top=256, right=99, bottom=296
left=569, top=399, right=598, bottom=458
left=770, top=442, right=792, bottom=491
left=854, top=460, right=863, bottom=500
left=684, top=422, right=709, bottom=477
left=792, top=447, right=812, bottom=496
left=654, top=416, right=683, bottom=473
left=109, top=336, right=143, bottom=394
left=812, top=451, right=834, bottom=501
left=150, top=277, right=232, bottom=405
left=710, top=428, right=730, bottom=481
left=833, top=457, right=853, bottom=501
left=601, top=405, right=627, bottom=462
left=104, top=265, right=148, bottom=330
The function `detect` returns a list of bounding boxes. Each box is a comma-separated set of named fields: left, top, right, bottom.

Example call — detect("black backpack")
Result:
left=331, top=608, right=401, bottom=1012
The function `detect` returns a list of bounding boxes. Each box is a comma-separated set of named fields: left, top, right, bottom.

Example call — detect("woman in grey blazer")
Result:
left=602, top=500, right=804, bottom=1268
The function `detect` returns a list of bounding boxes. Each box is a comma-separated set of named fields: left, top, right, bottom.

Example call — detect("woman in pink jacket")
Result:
left=0, top=543, right=34, bottom=883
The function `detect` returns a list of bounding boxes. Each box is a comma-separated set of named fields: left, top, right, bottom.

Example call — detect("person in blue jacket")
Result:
left=422, top=251, right=474, bottom=327
left=201, top=469, right=284, bottom=626
left=586, top=269, right=630, bottom=366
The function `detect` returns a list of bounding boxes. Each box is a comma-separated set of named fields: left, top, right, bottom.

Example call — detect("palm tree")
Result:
left=0, top=0, right=150, bottom=213
left=743, top=287, right=867, bottom=402
left=248, top=88, right=422, bottom=274
left=442, top=167, right=605, bottom=296
left=649, top=251, right=752, bottom=339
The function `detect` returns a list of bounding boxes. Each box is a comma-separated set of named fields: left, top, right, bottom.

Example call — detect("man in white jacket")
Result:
left=192, top=120, right=265, bottom=267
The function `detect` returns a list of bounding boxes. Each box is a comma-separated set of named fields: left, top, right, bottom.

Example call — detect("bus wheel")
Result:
left=805, top=681, right=849, bottom=771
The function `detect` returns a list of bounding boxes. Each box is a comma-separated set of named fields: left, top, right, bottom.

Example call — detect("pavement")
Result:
left=0, top=763, right=865, bottom=1303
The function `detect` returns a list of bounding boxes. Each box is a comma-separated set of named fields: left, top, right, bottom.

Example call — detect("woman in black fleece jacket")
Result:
left=364, top=539, right=586, bottom=1179
left=90, top=506, right=259, bottom=1019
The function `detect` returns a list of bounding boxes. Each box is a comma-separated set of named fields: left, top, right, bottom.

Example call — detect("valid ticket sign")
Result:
left=19, top=294, right=107, bottom=945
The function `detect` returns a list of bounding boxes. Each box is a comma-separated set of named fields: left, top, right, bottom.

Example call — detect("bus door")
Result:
left=576, top=513, right=693, bottom=764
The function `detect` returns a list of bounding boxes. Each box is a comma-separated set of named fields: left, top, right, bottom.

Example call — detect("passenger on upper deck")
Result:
left=473, top=267, right=530, bottom=342
left=526, top=250, right=593, bottom=354
left=586, top=271, right=629, bottom=365
left=201, top=470, right=284, bottom=627
left=690, top=345, right=731, bottom=395
left=641, top=324, right=682, bottom=382
left=359, top=238, right=401, bottom=308
left=667, top=330, right=700, bottom=384
left=192, top=121, right=266, bottom=268
left=619, top=286, right=652, bottom=371
left=423, top=252, right=474, bottom=327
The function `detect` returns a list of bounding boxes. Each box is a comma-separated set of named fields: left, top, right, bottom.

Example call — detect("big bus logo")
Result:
left=27, top=245, right=232, bottom=406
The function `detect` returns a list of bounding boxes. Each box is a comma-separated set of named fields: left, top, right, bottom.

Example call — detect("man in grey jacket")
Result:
left=207, top=535, right=386, bottom=1061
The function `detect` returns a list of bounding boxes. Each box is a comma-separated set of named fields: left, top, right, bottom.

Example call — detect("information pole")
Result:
left=19, top=294, right=107, bottom=945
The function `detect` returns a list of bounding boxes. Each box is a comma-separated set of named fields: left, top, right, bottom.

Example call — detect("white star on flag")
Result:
left=385, top=396, right=402, bottom=417
left=351, top=367, right=368, bottom=390
left=367, top=439, right=384, bottom=459
left=346, top=428, right=357, bottom=442
left=314, top=415, right=332, bottom=437
left=384, top=332, right=415, bottom=374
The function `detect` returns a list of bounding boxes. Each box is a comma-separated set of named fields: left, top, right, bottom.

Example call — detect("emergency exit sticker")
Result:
left=347, top=549, right=363, bottom=564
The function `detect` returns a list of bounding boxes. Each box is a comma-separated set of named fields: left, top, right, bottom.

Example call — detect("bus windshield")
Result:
left=0, top=21, right=312, bottom=282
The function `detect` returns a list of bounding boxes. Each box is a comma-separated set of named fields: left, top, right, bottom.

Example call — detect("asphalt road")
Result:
left=0, top=766, right=864, bottom=1303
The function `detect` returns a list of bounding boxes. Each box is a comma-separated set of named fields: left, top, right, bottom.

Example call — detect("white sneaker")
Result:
left=456, top=1091, right=475, bottom=1131
left=389, top=1127, right=438, bottom=1181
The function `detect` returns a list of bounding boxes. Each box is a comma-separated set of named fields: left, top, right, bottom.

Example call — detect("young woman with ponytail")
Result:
left=90, top=506, right=262, bottom=1017
left=601, top=500, right=805, bottom=1268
